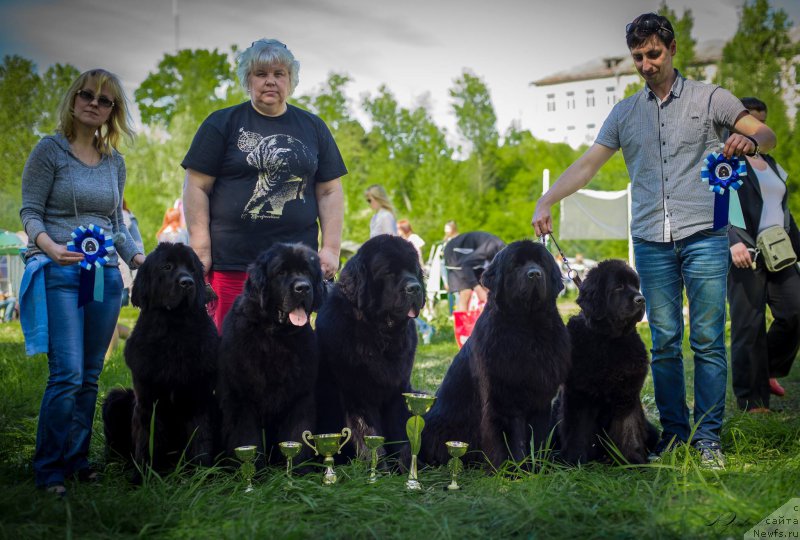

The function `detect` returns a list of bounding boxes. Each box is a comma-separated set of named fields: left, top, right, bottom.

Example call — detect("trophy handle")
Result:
left=301, top=430, right=318, bottom=455
left=337, top=427, right=352, bottom=454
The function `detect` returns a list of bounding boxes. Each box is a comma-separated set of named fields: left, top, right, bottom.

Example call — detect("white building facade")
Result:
left=530, top=42, right=723, bottom=149
left=530, top=64, right=640, bottom=148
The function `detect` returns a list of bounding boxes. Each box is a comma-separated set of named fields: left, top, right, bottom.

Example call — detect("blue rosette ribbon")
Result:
left=66, top=224, right=115, bottom=306
left=700, top=152, right=747, bottom=230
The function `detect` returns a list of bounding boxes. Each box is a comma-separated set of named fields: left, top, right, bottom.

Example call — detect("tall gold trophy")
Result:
left=402, top=392, right=436, bottom=490
left=301, top=428, right=352, bottom=485
left=363, top=435, right=385, bottom=484
left=279, top=441, right=302, bottom=485
left=234, top=445, right=257, bottom=493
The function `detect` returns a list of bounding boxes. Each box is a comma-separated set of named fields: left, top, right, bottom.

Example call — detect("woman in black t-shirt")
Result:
left=182, top=39, right=347, bottom=331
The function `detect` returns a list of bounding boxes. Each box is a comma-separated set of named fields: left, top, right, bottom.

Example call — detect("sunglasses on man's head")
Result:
left=626, top=17, right=673, bottom=37
left=75, top=89, right=115, bottom=109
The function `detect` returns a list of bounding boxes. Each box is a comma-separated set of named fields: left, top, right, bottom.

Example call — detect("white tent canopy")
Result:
left=542, top=169, right=633, bottom=265
left=560, top=187, right=630, bottom=240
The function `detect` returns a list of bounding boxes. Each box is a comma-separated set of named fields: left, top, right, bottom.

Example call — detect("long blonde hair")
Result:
left=365, top=184, right=396, bottom=216
left=57, top=68, right=135, bottom=155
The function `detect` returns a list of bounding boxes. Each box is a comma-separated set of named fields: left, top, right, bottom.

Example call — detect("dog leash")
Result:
left=543, top=234, right=582, bottom=289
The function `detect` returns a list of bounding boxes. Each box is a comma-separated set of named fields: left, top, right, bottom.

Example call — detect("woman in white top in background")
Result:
left=728, top=97, right=800, bottom=413
left=397, top=219, right=425, bottom=264
left=396, top=218, right=434, bottom=344
left=365, top=184, right=397, bottom=238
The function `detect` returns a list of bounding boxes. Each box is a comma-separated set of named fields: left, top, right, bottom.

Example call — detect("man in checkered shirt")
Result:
left=532, top=12, right=776, bottom=468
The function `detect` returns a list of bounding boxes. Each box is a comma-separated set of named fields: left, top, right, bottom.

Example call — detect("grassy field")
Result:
left=0, top=302, right=798, bottom=539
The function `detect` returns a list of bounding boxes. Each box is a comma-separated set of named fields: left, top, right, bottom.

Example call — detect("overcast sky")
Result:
left=1, top=0, right=798, bottom=142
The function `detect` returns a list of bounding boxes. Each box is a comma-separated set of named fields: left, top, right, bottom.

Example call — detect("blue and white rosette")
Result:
left=700, top=151, right=746, bottom=230
left=66, top=224, right=115, bottom=306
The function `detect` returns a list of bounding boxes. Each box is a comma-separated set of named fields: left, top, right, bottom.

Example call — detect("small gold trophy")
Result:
left=279, top=441, right=302, bottom=484
left=445, top=441, right=468, bottom=490
left=301, top=428, right=352, bottom=485
left=363, top=435, right=385, bottom=484
left=234, top=445, right=257, bottom=493
left=402, top=392, right=436, bottom=491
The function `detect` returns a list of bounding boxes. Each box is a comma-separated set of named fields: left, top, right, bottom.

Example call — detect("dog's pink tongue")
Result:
left=408, top=308, right=418, bottom=318
left=289, top=308, right=308, bottom=326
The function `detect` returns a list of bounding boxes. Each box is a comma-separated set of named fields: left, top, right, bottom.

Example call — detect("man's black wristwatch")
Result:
left=743, top=135, right=760, bottom=157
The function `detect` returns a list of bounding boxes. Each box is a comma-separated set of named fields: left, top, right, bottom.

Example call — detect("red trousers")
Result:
left=207, top=270, right=247, bottom=333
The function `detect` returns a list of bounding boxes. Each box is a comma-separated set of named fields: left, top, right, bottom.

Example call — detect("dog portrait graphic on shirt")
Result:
left=238, top=130, right=314, bottom=220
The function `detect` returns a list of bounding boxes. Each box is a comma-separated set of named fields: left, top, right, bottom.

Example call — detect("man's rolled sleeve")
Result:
left=710, top=86, right=747, bottom=128
left=595, top=104, right=622, bottom=150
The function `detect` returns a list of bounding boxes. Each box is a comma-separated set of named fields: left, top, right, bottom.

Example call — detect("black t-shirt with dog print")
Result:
left=182, top=102, right=347, bottom=271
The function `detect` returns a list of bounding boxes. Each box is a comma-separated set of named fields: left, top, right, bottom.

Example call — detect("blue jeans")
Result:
left=0, top=298, right=15, bottom=322
left=34, top=264, right=122, bottom=487
left=414, top=317, right=434, bottom=344
left=633, top=229, right=728, bottom=444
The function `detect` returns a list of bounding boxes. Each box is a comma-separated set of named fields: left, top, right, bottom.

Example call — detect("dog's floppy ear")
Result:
left=480, top=250, right=504, bottom=298
left=310, top=254, right=326, bottom=312
left=480, top=249, right=512, bottom=305
left=245, top=253, right=271, bottom=312
left=418, top=265, right=428, bottom=310
left=576, top=266, right=604, bottom=320
left=187, top=248, right=207, bottom=309
left=130, top=256, right=151, bottom=310
left=547, top=250, right=565, bottom=297
left=338, top=251, right=369, bottom=313
left=411, top=248, right=428, bottom=310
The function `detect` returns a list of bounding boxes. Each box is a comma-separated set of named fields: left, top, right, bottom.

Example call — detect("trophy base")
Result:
left=322, top=458, right=338, bottom=485
left=447, top=482, right=460, bottom=491
left=405, top=478, right=422, bottom=490
left=323, top=474, right=337, bottom=485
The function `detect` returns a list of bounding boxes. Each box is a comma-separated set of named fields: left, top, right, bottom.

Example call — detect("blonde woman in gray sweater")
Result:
left=20, top=69, right=143, bottom=496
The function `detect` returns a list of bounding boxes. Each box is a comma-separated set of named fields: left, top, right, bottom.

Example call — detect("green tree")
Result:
left=450, top=70, right=498, bottom=196
left=134, top=48, right=244, bottom=128
left=450, top=70, right=498, bottom=158
left=717, top=0, right=794, bottom=161
left=294, top=72, right=354, bottom=132
left=783, top=59, right=800, bottom=216
left=659, top=3, right=701, bottom=79
left=362, top=86, right=450, bottom=215
left=37, top=63, right=81, bottom=135
left=716, top=0, right=799, bottom=216
left=0, top=57, right=79, bottom=230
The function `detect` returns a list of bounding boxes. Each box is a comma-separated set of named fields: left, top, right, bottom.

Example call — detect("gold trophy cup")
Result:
left=301, top=428, right=352, bottom=485
left=363, top=435, right=385, bottom=484
left=445, top=441, right=468, bottom=490
left=279, top=441, right=302, bottom=483
left=234, top=445, right=257, bottom=493
left=403, top=392, right=437, bottom=490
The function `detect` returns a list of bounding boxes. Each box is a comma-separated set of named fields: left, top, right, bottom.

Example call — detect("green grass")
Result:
left=0, top=303, right=799, bottom=539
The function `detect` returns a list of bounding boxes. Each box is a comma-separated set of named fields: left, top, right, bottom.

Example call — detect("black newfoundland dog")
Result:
left=315, top=235, right=425, bottom=460
left=422, top=240, right=570, bottom=468
left=102, top=243, right=219, bottom=472
left=217, top=243, right=325, bottom=466
left=557, top=259, right=659, bottom=465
